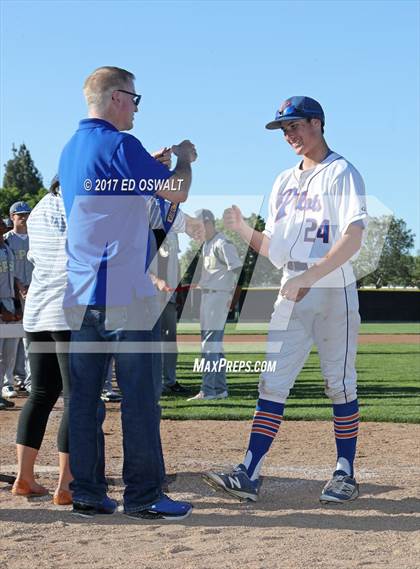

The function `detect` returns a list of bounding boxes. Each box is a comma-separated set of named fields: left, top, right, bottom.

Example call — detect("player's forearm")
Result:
left=305, top=225, right=363, bottom=285
left=237, top=222, right=270, bottom=257
left=154, top=159, right=192, bottom=204
left=164, top=159, right=192, bottom=204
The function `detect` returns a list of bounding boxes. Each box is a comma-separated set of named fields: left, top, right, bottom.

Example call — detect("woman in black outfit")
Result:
left=12, top=180, right=73, bottom=505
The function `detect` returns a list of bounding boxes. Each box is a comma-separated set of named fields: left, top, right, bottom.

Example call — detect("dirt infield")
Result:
left=179, top=334, right=420, bottom=345
left=0, top=399, right=419, bottom=569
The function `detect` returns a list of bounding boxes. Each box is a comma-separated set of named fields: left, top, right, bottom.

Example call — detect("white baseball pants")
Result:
left=259, top=278, right=360, bottom=405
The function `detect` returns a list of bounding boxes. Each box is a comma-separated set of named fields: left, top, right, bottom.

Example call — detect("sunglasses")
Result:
left=275, top=105, right=307, bottom=120
left=116, top=89, right=142, bottom=107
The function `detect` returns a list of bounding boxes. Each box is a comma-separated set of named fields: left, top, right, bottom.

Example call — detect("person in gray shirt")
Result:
left=5, top=201, right=33, bottom=393
left=188, top=209, right=242, bottom=401
left=0, top=217, right=22, bottom=402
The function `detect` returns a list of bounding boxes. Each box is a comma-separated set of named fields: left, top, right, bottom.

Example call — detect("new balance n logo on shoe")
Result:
left=202, top=464, right=259, bottom=502
left=228, top=476, right=242, bottom=489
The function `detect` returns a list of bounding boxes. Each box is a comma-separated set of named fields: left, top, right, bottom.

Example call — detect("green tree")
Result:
left=409, top=255, right=420, bottom=288
left=20, top=188, right=48, bottom=210
left=3, top=143, right=43, bottom=195
left=0, top=186, right=47, bottom=220
left=357, top=216, right=415, bottom=287
left=0, top=187, right=21, bottom=219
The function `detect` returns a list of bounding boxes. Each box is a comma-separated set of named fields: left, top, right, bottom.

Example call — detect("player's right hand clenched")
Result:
left=223, top=205, right=243, bottom=232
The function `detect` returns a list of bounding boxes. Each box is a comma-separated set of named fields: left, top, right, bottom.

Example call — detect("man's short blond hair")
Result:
left=83, top=66, right=135, bottom=110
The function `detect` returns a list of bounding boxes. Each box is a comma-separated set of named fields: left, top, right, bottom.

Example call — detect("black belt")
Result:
left=287, top=261, right=309, bottom=271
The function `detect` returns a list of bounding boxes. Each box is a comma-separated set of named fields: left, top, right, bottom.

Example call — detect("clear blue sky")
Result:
left=1, top=0, right=419, bottom=250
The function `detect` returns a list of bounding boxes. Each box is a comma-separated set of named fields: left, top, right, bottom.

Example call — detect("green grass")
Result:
left=161, top=344, right=420, bottom=423
left=356, top=323, right=419, bottom=334
left=177, top=322, right=420, bottom=335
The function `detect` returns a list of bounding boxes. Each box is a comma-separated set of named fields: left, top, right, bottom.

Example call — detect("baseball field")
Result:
left=0, top=323, right=419, bottom=569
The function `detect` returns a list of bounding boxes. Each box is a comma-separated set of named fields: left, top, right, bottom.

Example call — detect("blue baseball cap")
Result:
left=9, top=201, right=31, bottom=215
left=265, top=96, right=325, bottom=130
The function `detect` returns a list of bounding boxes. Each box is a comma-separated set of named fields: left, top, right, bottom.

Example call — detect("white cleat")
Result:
left=187, top=391, right=217, bottom=401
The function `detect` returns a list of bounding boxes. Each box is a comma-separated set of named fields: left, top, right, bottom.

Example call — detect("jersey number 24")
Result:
left=304, top=218, right=330, bottom=243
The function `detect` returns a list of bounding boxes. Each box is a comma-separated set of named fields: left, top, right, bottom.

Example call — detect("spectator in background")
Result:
left=0, top=217, right=21, bottom=406
left=188, top=209, right=242, bottom=401
left=5, top=202, right=33, bottom=394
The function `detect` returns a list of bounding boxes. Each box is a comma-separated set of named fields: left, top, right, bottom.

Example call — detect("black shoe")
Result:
left=72, top=496, right=118, bottom=518
left=0, top=473, right=16, bottom=484
left=0, top=397, right=15, bottom=409
left=162, top=382, right=187, bottom=395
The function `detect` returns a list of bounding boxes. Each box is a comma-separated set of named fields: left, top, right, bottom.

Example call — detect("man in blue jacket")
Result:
left=59, top=66, right=196, bottom=520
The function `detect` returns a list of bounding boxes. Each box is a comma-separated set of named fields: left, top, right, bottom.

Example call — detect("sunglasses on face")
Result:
left=116, top=89, right=142, bottom=107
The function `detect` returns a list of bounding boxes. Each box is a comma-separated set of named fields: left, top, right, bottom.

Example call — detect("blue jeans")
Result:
left=69, top=299, right=164, bottom=512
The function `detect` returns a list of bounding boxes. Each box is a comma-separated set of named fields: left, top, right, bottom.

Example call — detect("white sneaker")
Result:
left=215, top=391, right=228, bottom=399
left=187, top=391, right=216, bottom=401
left=2, top=385, right=17, bottom=398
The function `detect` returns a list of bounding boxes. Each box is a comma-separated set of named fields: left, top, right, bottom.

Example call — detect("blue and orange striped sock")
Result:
left=333, top=399, right=360, bottom=477
left=242, top=398, right=284, bottom=481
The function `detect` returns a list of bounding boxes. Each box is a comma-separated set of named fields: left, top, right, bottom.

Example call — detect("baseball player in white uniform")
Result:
left=188, top=209, right=242, bottom=400
left=204, top=96, right=367, bottom=504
